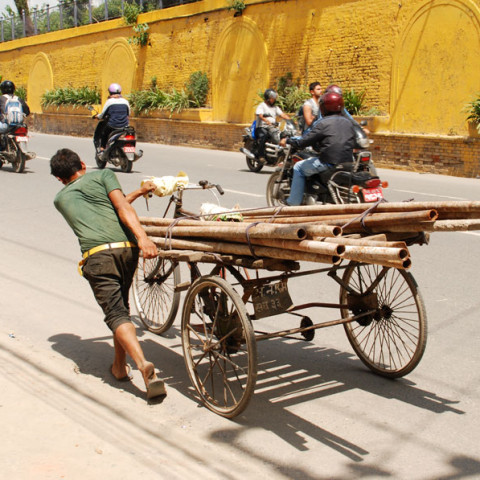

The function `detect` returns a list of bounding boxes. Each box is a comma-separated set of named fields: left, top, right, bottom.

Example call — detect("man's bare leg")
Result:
left=113, top=322, right=166, bottom=397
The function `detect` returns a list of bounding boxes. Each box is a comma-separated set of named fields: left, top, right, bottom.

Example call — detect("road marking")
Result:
left=392, top=189, right=467, bottom=200
left=38, top=155, right=95, bottom=169
left=223, top=188, right=264, bottom=198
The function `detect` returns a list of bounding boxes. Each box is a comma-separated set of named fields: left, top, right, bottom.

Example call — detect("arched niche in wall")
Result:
left=212, top=17, right=268, bottom=124
left=391, top=0, right=480, bottom=135
left=102, top=39, right=137, bottom=104
left=28, top=53, right=53, bottom=113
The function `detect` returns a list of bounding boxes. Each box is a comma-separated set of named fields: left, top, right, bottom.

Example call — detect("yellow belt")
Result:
left=78, top=241, right=136, bottom=275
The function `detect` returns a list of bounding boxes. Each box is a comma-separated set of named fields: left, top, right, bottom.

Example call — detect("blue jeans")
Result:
left=286, top=157, right=331, bottom=206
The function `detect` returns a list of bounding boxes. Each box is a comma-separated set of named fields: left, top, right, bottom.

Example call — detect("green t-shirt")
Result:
left=54, top=169, right=136, bottom=253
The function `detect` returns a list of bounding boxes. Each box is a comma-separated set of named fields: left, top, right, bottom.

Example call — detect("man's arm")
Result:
left=303, top=103, right=315, bottom=127
left=108, top=189, right=158, bottom=259
left=124, top=181, right=156, bottom=204
left=20, top=99, right=30, bottom=116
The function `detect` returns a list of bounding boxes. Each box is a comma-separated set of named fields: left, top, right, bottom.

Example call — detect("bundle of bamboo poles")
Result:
left=139, top=201, right=480, bottom=270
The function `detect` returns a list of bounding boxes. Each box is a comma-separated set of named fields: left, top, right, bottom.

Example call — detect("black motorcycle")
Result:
left=240, top=118, right=298, bottom=172
left=90, top=107, right=143, bottom=173
left=266, top=144, right=387, bottom=206
left=0, top=123, right=36, bottom=173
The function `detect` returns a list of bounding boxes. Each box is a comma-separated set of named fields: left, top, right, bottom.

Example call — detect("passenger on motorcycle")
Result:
left=95, top=83, right=131, bottom=153
left=0, top=80, right=30, bottom=137
left=280, top=91, right=356, bottom=206
left=255, top=89, right=290, bottom=163
left=299, top=82, right=322, bottom=133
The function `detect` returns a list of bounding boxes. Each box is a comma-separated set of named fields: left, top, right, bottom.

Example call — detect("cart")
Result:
left=133, top=182, right=427, bottom=418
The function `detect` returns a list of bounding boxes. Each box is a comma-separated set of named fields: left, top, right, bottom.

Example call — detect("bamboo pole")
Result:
left=241, top=201, right=480, bottom=219
left=357, top=219, right=480, bottom=233
left=140, top=216, right=342, bottom=237
left=143, top=223, right=308, bottom=241
left=149, top=236, right=341, bottom=265
left=318, top=236, right=407, bottom=249
left=251, top=209, right=437, bottom=228
left=244, top=238, right=345, bottom=256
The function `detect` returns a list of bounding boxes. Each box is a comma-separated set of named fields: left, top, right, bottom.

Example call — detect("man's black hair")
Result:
left=50, top=149, right=82, bottom=180
left=309, top=81, right=321, bottom=92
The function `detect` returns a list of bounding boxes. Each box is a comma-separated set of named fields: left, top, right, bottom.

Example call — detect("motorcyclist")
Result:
left=0, top=80, right=30, bottom=137
left=279, top=91, right=356, bottom=206
left=255, top=89, right=290, bottom=163
left=94, top=83, right=130, bottom=154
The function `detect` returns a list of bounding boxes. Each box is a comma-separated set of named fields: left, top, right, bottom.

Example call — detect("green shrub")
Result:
left=186, top=71, right=209, bottom=108
left=343, top=88, right=366, bottom=115
left=15, top=86, right=27, bottom=101
left=41, top=86, right=101, bottom=108
left=227, top=0, right=246, bottom=13
left=129, top=72, right=209, bottom=114
left=465, top=94, right=480, bottom=133
left=123, top=2, right=142, bottom=25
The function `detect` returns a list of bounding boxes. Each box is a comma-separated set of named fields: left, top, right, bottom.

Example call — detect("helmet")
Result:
left=320, top=91, right=344, bottom=115
left=264, top=89, right=278, bottom=101
left=0, top=80, right=15, bottom=94
left=108, top=83, right=122, bottom=94
left=325, top=84, right=343, bottom=96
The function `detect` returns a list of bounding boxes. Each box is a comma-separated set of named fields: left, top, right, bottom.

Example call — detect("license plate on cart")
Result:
left=16, top=136, right=27, bottom=142
left=252, top=280, right=293, bottom=319
left=362, top=187, right=383, bottom=202
left=123, top=145, right=135, bottom=153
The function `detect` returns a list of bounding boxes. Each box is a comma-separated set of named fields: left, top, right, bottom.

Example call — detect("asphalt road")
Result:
left=1, top=132, right=479, bottom=479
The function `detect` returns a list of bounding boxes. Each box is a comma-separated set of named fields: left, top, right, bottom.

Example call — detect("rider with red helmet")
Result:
left=280, top=91, right=356, bottom=205
left=95, top=83, right=131, bottom=152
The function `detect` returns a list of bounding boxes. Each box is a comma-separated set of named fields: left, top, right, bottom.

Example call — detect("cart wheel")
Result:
left=339, top=262, right=427, bottom=378
left=181, top=275, right=257, bottom=418
left=132, top=257, right=180, bottom=335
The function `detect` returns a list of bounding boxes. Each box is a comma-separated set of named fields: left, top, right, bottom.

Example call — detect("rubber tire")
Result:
left=339, top=262, right=427, bottom=378
left=246, top=156, right=264, bottom=173
left=132, top=257, right=181, bottom=335
left=266, top=171, right=289, bottom=207
left=13, top=146, right=26, bottom=173
left=95, top=153, right=106, bottom=169
left=181, top=275, right=257, bottom=418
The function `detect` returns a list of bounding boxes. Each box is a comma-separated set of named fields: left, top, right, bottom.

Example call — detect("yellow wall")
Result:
left=1, top=0, right=479, bottom=135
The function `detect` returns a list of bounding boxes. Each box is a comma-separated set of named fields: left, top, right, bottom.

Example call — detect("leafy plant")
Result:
left=465, top=94, right=480, bottom=132
left=123, top=2, right=142, bottom=26
left=41, top=86, right=101, bottom=108
left=128, top=23, right=150, bottom=47
left=227, top=0, right=246, bottom=14
left=343, top=88, right=366, bottom=115
left=186, top=71, right=209, bottom=108
left=129, top=72, right=210, bottom=115
left=15, top=85, right=27, bottom=101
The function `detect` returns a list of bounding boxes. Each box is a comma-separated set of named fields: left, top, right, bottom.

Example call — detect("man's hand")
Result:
left=137, top=236, right=158, bottom=259
left=140, top=181, right=156, bottom=197
left=279, top=138, right=287, bottom=147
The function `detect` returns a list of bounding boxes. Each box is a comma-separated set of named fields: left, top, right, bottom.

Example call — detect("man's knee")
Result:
left=108, top=315, right=132, bottom=333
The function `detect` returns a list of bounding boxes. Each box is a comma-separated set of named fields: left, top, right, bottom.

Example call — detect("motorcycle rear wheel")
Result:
left=95, top=153, right=106, bottom=169
left=266, top=171, right=289, bottom=206
left=121, top=159, right=133, bottom=173
left=246, top=156, right=264, bottom=173
left=12, top=142, right=25, bottom=173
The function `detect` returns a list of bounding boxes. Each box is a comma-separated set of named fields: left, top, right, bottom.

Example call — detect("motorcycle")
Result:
left=240, top=117, right=298, bottom=172
left=0, top=123, right=36, bottom=173
left=266, top=143, right=388, bottom=206
left=89, top=106, right=143, bottom=173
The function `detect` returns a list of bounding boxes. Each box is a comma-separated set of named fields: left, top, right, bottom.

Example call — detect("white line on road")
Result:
left=223, top=188, right=264, bottom=198
left=392, top=189, right=467, bottom=200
